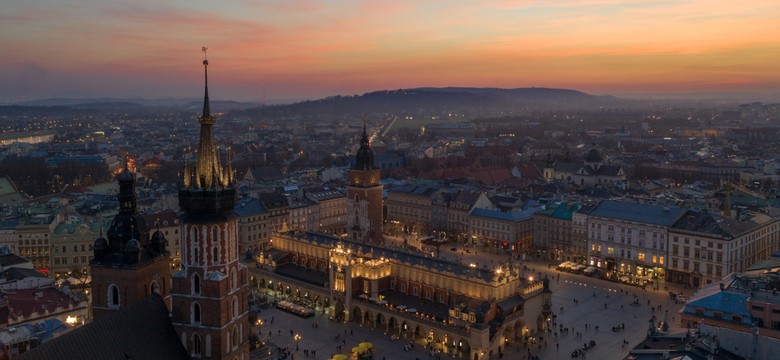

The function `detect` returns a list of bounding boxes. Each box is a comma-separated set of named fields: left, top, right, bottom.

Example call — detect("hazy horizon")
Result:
left=2, top=1, right=779, bottom=104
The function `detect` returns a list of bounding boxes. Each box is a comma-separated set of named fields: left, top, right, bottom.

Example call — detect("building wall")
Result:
left=668, top=218, right=780, bottom=287
left=587, top=217, right=668, bottom=277
left=90, top=256, right=171, bottom=321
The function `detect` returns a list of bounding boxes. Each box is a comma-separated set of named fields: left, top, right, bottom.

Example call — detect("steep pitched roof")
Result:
left=19, top=294, right=188, bottom=360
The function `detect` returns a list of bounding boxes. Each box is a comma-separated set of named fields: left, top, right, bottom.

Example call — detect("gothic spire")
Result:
left=179, top=50, right=237, bottom=216
left=201, top=47, right=211, bottom=119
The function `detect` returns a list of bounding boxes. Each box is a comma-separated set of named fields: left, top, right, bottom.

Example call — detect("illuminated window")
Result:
left=652, top=256, right=657, bottom=264
left=607, top=247, right=614, bottom=255
left=638, top=253, right=646, bottom=262
left=660, top=256, right=664, bottom=265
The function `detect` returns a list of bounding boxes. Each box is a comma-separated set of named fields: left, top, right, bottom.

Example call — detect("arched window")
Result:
left=151, top=281, right=160, bottom=295
left=231, top=268, right=237, bottom=290
left=232, top=296, right=239, bottom=319
left=108, top=284, right=119, bottom=308
left=108, top=284, right=120, bottom=308
left=192, top=302, right=201, bottom=324
left=232, top=325, right=239, bottom=349
left=192, top=333, right=201, bottom=356
left=192, top=273, right=201, bottom=295
left=212, top=246, right=218, bottom=264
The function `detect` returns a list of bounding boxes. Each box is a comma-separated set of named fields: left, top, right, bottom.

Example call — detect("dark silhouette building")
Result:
left=89, top=161, right=171, bottom=321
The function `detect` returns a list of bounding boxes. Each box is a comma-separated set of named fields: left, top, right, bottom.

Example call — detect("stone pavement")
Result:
left=520, top=264, right=689, bottom=360
left=251, top=307, right=433, bottom=360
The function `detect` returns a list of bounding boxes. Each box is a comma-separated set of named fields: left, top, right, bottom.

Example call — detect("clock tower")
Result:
left=347, top=122, right=383, bottom=242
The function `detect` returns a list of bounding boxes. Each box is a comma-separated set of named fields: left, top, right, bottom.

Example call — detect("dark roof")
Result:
left=377, top=289, right=452, bottom=320
left=235, top=197, right=267, bottom=217
left=496, top=294, right=525, bottom=312
left=249, top=166, right=284, bottom=182
left=2, top=267, right=47, bottom=280
left=274, top=263, right=328, bottom=287
left=585, top=148, right=602, bottom=163
left=670, top=209, right=758, bottom=240
left=589, top=200, right=685, bottom=226
left=19, top=294, right=188, bottom=360
left=0, top=254, right=30, bottom=268
left=553, top=161, right=581, bottom=174
left=257, top=191, right=289, bottom=210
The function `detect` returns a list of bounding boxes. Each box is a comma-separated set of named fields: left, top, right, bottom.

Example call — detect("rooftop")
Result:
left=589, top=200, right=685, bottom=226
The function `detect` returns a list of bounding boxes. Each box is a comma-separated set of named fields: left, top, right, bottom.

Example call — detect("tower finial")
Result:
left=202, top=47, right=210, bottom=118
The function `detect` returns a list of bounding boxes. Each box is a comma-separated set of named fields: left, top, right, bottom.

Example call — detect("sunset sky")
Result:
left=1, top=0, right=779, bottom=103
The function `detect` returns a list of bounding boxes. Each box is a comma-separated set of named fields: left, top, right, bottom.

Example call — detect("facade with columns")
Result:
left=253, top=230, right=551, bottom=360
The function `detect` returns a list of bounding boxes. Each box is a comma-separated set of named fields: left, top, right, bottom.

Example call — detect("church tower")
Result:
left=90, top=161, right=171, bottom=321
left=171, top=57, right=249, bottom=360
left=347, top=122, right=383, bottom=242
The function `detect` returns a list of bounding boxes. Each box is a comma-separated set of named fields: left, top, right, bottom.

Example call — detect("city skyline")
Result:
left=2, top=0, right=779, bottom=103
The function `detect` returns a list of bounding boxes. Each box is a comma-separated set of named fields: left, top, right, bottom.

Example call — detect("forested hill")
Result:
left=236, top=87, right=625, bottom=120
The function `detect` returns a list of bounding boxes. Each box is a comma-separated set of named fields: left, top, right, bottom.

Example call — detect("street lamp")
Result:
left=294, top=334, right=301, bottom=351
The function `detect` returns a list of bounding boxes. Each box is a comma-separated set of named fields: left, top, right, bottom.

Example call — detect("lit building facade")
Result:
left=586, top=200, right=684, bottom=280
left=254, top=230, right=551, bottom=360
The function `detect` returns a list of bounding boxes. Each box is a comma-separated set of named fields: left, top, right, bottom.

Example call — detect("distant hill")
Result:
left=237, top=87, right=625, bottom=120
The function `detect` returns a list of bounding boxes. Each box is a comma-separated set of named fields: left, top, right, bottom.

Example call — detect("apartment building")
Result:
left=386, top=185, right=437, bottom=236
left=668, top=209, right=780, bottom=287
left=586, top=200, right=685, bottom=281
left=533, top=202, right=582, bottom=262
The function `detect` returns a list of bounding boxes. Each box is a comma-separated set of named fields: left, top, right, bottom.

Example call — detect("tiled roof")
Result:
left=18, top=295, right=188, bottom=360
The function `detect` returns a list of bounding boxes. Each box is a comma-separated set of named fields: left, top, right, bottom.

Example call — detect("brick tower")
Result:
left=347, top=122, right=383, bottom=242
left=171, top=56, right=249, bottom=360
left=90, top=161, right=172, bottom=321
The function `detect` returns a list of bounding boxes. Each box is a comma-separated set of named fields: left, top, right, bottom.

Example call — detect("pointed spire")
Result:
left=202, top=47, right=211, bottom=119
left=360, top=118, right=370, bottom=149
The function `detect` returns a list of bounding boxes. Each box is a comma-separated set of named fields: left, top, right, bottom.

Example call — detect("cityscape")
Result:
left=1, top=1, right=780, bottom=360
